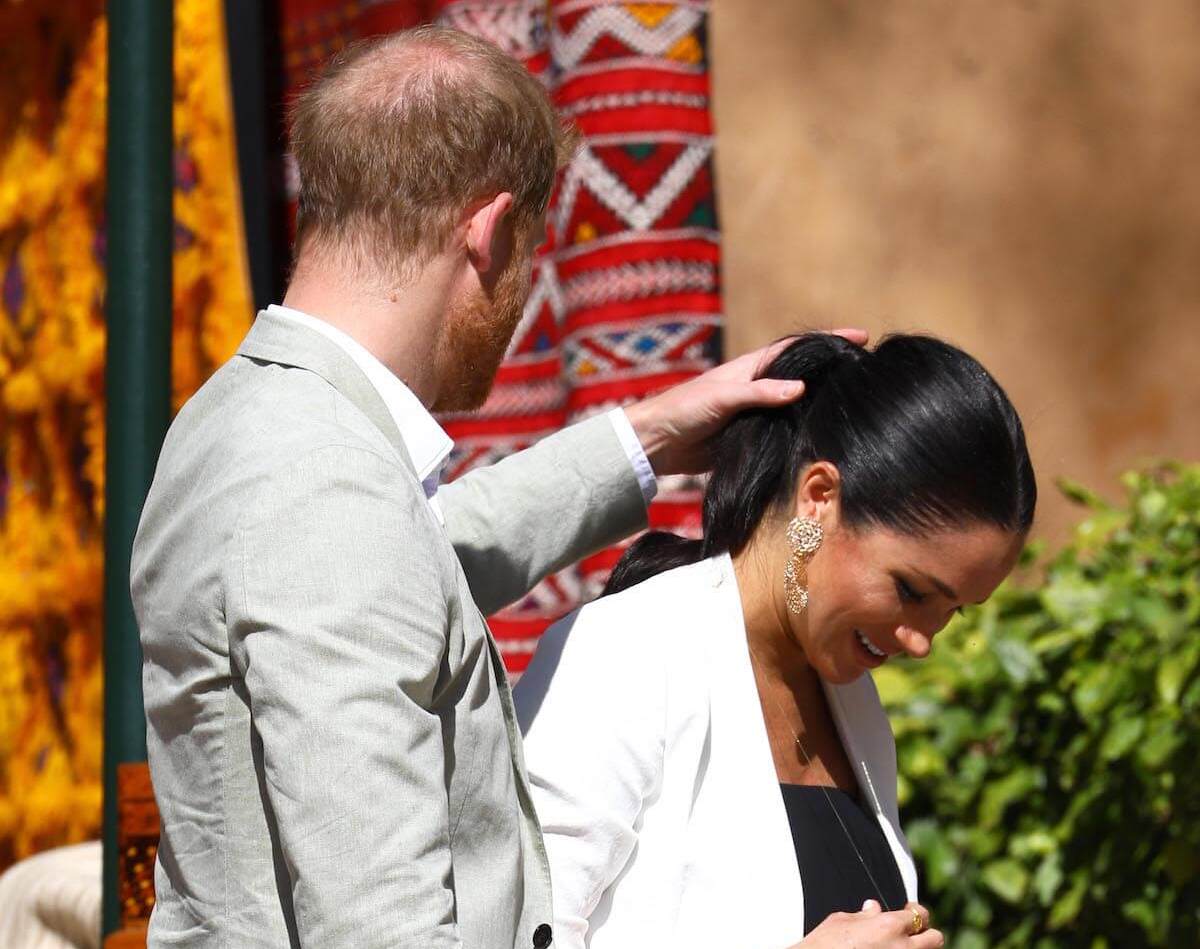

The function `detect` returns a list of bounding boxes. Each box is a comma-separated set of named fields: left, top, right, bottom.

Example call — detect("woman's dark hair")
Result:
left=604, top=333, right=1037, bottom=596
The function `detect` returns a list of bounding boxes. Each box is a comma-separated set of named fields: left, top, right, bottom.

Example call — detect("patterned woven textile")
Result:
left=278, top=0, right=722, bottom=673
left=279, top=1, right=432, bottom=93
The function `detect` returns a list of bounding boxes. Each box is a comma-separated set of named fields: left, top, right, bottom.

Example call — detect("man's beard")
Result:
left=432, top=252, right=531, bottom=413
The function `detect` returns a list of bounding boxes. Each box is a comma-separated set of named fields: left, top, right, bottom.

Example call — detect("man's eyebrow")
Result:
left=915, top=568, right=959, bottom=601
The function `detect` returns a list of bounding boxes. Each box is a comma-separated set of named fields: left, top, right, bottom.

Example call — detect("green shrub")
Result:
left=876, top=463, right=1200, bottom=947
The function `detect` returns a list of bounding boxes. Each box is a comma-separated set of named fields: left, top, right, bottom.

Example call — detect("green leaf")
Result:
left=954, top=931, right=990, bottom=949
left=1011, top=829, right=1057, bottom=859
left=1043, top=577, right=1108, bottom=633
left=1031, top=629, right=1085, bottom=658
left=921, top=829, right=960, bottom=891
left=903, top=740, right=946, bottom=779
left=1137, top=718, right=1180, bottom=769
left=1072, top=665, right=1123, bottom=717
left=992, top=636, right=1044, bottom=685
left=963, top=894, right=994, bottom=929
left=981, top=859, right=1029, bottom=904
left=980, top=768, right=1039, bottom=828
left=1156, top=641, right=1200, bottom=706
left=1122, top=899, right=1158, bottom=932
left=1100, top=715, right=1145, bottom=760
left=1048, top=875, right=1088, bottom=929
left=1034, top=852, right=1064, bottom=905
left=1137, top=490, right=1170, bottom=526
left=1058, top=477, right=1111, bottom=509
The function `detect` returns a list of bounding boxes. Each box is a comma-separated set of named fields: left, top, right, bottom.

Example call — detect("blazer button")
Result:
left=532, top=923, right=553, bottom=947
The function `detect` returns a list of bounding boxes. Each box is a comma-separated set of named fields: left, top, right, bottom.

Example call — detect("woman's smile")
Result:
left=854, top=629, right=888, bottom=662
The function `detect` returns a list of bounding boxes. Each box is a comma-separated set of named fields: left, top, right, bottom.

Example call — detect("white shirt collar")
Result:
left=266, top=304, right=453, bottom=493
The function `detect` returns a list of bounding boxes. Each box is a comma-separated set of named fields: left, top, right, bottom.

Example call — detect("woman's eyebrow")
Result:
left=914, top=567, right=958, bottom=601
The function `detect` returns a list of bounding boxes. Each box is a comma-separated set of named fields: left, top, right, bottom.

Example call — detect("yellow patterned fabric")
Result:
left=0, top=1, right=252, bottom=867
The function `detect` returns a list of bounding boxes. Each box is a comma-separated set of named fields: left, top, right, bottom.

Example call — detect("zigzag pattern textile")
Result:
left=279, top=0, right=722, bottom=673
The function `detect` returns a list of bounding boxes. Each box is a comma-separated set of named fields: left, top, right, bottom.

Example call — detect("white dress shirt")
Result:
left=267, top=305, right=658, bottom=522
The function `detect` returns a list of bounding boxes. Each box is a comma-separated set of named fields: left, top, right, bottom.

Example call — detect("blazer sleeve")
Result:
left=513, top=596, right=667, bottom=949
left=437, top=413, right=649, bottom=615
left=229, top=444, right=461, bottom=949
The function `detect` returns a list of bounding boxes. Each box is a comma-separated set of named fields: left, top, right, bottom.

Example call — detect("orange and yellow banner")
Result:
left=0, top=0, right=251, bottom=866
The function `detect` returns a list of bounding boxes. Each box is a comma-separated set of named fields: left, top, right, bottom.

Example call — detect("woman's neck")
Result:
left=731, top=535, right=858, bottom=791
left=731, top=536, right=811, bottom=683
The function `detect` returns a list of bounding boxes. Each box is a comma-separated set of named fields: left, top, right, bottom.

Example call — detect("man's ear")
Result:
left=465, top=192, right=515, bottom=275
left=793, top=461, right=842, bottom=526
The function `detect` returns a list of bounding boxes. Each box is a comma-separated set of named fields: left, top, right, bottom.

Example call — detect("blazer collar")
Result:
left=237, top=309, right=416, bottom=479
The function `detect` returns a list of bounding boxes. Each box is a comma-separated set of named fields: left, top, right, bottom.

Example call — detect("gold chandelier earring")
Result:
left=783, top=516, right=823, bottom=614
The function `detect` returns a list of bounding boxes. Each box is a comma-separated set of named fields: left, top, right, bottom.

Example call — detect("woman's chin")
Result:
left=815, top=657, right=867, bottom=686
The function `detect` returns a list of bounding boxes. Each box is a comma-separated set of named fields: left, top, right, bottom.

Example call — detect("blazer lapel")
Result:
left=823, top=677, right=919, bottom=901
left=713, top=556, right=807, bottom=929
left=236, top=309, right=417, bottom=479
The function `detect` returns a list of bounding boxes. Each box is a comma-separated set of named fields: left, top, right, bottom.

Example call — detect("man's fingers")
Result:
left=829, top=326, right=869, bottom=346
left=751, top=337, right=796, bottom=375
left=910, top=928, right=945, bottom=948
left=722, top=328, right=868, bottom=384
left=859, top=899, right=882, bottom=915
left=739, top=378, right=803, bottom=408
left=704, top=339, right=793, bottom=383
left=699, top=379, right=803, bottom=420
left=715, top=376, right=801, bottom=412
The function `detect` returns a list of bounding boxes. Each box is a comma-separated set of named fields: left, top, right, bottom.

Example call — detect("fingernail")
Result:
left=782, top=383, right=804, bottom=398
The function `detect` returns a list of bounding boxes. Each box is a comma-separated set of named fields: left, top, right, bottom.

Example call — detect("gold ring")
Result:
left=909, top=907, right=925, bottom=935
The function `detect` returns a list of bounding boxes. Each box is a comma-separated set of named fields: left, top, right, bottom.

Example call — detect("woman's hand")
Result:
left=790, top=900, right=945, bottom=948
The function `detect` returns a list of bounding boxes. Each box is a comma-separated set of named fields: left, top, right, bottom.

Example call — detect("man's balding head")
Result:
left=289, top=26, right=576, bottom=276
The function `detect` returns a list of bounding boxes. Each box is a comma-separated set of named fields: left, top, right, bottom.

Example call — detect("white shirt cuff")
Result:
left=607, top=408, right=658, bottom=507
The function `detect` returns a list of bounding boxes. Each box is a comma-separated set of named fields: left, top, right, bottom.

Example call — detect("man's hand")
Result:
left=624, top=329, right=869, bottom=476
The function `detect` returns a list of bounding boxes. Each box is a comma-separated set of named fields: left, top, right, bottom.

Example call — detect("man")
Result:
left=132, top=26, right=822, bottom=949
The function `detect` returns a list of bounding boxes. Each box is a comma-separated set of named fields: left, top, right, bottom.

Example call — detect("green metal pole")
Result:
left=103, top=0, right=173, bottom=937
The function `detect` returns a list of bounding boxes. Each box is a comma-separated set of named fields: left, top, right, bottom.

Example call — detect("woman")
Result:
left=513, top=333, right=1036, bottom=949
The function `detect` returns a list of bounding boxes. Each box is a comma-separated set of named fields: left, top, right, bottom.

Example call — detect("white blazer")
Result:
left=514, top=555, right=917, bottom=949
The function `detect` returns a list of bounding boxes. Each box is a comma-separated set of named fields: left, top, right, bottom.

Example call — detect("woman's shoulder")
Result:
left=565, top=553, right=737, bottom=645
left=521, top=555, right=735, bottom=697
left=515, top=556, right=730, bottom=737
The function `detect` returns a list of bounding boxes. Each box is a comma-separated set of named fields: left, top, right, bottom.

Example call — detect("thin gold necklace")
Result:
left=748, top=643, right=893, bottom=912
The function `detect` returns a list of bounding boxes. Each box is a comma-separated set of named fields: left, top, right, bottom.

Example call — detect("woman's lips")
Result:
left=854, top=629, right=888, bottom=666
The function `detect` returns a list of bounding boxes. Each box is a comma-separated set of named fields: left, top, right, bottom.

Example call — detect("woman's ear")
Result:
left=793, top=461, right=842, bottom=527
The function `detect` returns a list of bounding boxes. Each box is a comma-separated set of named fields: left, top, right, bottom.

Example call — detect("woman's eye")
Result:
left=895, top=578, right=925, bottom=604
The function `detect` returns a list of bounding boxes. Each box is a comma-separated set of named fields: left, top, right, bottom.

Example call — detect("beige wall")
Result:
left=710, top=0, right=1200, bottom=541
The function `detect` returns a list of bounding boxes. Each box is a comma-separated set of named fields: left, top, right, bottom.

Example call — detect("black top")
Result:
left=779, top=783, right=907, bottom=935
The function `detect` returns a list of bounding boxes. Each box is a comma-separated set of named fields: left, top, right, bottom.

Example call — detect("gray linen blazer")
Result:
left=131, top=310, right=647, bottom=948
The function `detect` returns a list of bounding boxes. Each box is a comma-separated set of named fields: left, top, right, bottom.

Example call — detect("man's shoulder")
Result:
left=173, top=355, right=413, bottom=478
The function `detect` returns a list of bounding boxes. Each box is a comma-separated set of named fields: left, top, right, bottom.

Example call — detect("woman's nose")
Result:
left=894, top=625, right=933, bottom=659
